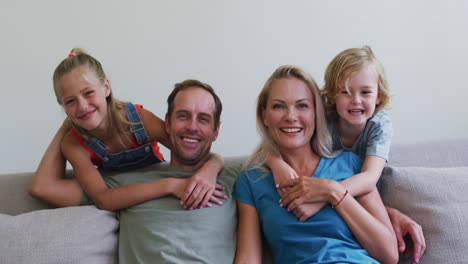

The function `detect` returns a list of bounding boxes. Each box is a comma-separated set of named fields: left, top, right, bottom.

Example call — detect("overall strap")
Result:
left=70, top=128, right=106, bottom=166
left=125, top=103, right=150, bottom=145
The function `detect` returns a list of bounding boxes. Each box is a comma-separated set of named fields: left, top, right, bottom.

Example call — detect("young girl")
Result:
left=270, top=46, right=391, bottom=205
left=29, top=48, right=225, bottom=211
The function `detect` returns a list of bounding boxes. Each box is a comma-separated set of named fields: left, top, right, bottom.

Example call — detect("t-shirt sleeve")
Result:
left=232, top=169, right=256, bottom=207
left=366, top=112, right=393, bottom=161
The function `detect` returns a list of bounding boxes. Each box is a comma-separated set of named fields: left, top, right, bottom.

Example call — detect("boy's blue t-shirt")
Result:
left=329, top=111, right=393, bottom=161
left=233, top=152, right=378, bottom=264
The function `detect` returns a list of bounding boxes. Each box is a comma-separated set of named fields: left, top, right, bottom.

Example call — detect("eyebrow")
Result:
left=271, top=98, right=312, bottom=103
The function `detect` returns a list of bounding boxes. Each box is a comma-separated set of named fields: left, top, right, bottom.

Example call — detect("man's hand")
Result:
left=180, top=176, right=226, bottom=210
left=387, top=207, right=426, bottom=264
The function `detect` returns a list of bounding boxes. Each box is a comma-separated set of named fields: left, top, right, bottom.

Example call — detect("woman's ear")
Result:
left=262, top=108, right=269, bottom=128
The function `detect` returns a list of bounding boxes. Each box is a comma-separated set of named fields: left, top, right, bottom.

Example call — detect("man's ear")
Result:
left=212, top=123, right=221, bottom=142
left=164, top=114, right=171, bottom=135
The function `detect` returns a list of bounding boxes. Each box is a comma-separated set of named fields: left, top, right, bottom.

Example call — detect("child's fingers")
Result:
left=181, top=182, right=196, bottom=205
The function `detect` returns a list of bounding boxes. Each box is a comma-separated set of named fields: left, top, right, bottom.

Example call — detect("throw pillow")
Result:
left=380, top=166, right=468, bottom=264
left=0, top=206, right=118, bottom=264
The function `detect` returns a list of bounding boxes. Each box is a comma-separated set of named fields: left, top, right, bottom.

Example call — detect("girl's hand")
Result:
left=180, top=175, right=227, bottom=210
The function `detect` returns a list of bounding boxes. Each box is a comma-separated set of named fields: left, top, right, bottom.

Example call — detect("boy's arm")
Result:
left=180, top=152, right=227, bottom=210
left=265, top=151, right=298, bottom=198
left=340, top=155, right=386, bottom=197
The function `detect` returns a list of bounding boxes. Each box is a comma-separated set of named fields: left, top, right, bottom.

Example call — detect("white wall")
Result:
left=1, top=1, right=467, bottom=174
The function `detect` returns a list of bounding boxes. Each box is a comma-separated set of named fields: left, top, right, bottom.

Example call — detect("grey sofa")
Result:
left=1, top=139, right=467, bottom=264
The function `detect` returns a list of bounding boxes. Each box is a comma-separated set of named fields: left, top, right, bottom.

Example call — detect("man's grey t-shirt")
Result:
left=101, top=163, right=241, bottom=264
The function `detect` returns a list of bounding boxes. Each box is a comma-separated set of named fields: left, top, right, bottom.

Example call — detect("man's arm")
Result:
left=386, top=207, right=426, bottom=264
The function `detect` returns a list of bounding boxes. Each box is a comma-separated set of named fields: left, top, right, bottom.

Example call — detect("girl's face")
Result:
left=262, top=77, right=315, bottom=154
left=335, top=63, right=381, bottom=129
left=58, top=66, right=110, bottom=132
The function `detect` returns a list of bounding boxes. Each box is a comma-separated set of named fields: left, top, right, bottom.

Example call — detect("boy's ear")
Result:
left=376, top=90, right=382, bottom=105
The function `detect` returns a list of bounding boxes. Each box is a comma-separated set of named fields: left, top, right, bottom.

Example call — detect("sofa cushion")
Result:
left=0, top=205, right=118, bottom=264
left=380, top=166, right=468, bottom=264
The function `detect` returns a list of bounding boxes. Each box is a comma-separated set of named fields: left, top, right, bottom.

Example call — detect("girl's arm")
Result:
left=235, top=201, right=263, bottom=264
left=141, top=108, right=226, bottom=210
left=180, top=152, right=226, bottom=210
left=29, top=120, right=83, bottom=207
left=331, top=182, right=398, bottom=263
left=340, top=155, right=386, bottom=197
left=61, top=133, right=188, bottom=211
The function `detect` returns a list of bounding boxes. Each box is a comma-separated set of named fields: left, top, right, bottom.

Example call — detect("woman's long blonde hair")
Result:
left=245, top=65, right=332, bottom=170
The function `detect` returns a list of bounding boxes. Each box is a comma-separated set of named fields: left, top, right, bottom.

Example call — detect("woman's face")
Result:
left=262, top=77, right=315, bottom=153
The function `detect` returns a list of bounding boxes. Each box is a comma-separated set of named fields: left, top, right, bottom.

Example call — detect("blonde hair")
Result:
left=322, top=46, right=391, bottom=118
left=246, top=65, right=332, bottom=170
left=53, top=48, right=130, bottom=143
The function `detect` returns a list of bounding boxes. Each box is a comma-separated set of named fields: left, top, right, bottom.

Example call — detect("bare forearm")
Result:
left=335, top=189, right=398, bottom=263
left=92, top=178, right=175, bottom=211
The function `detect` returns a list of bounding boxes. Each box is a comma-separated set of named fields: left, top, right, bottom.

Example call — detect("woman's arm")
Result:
left=61, top=133, right=187, bottom=211
left=235, top=201, right=263, bottom=264
left=332, top=183, right=398, bottom=263
left=340, top=155, right=386, bottom=197
left=29, top=120, right=83, bottom=207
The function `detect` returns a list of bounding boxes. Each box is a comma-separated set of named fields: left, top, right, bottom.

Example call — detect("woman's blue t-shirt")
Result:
left=233, top=152, right=379, bottom=264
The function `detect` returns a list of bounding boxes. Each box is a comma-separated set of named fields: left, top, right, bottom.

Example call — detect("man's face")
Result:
left=165, top=87, right=219, bottom=170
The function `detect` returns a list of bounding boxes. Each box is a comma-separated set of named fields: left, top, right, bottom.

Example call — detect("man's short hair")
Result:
left=166, top=79, right=222, bottom=128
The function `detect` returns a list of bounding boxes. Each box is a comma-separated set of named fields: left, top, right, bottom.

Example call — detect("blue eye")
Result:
left=272, top=104, right=284, bottom=109
left=298, top=103, right=308, bottom=109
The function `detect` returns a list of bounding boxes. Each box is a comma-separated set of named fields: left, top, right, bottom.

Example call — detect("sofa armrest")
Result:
left=0, top=172, right=52, bottom=215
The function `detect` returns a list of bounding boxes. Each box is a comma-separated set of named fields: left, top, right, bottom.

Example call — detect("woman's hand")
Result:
left=278, top=177, right=333, bottom=212
left=291, top=202, right=327, bottom=221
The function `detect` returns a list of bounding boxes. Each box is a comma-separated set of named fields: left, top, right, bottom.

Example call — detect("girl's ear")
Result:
left=104, top=79, right=111, bottom=97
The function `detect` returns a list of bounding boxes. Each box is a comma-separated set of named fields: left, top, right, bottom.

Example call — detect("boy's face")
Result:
left=335, top=64, right=382, bottom=129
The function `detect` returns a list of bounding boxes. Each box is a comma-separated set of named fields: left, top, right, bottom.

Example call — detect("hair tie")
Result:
left=68, top=52, right=76, bottom=57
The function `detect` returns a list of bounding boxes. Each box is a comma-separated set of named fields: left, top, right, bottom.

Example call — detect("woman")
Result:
left=233, top=65, right=398, bottom=263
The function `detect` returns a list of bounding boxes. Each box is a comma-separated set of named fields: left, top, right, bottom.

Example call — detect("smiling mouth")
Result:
left=348, top=110, right=364, bottom=115
left=78, top=110, right=96, bottom=120
left=181, top=136, right=200, bottom=143
left=280, top=128, right=302, bottom=133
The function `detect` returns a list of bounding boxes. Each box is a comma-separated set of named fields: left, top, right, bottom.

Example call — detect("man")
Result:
left=102, top=80, right=240, bottom=263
